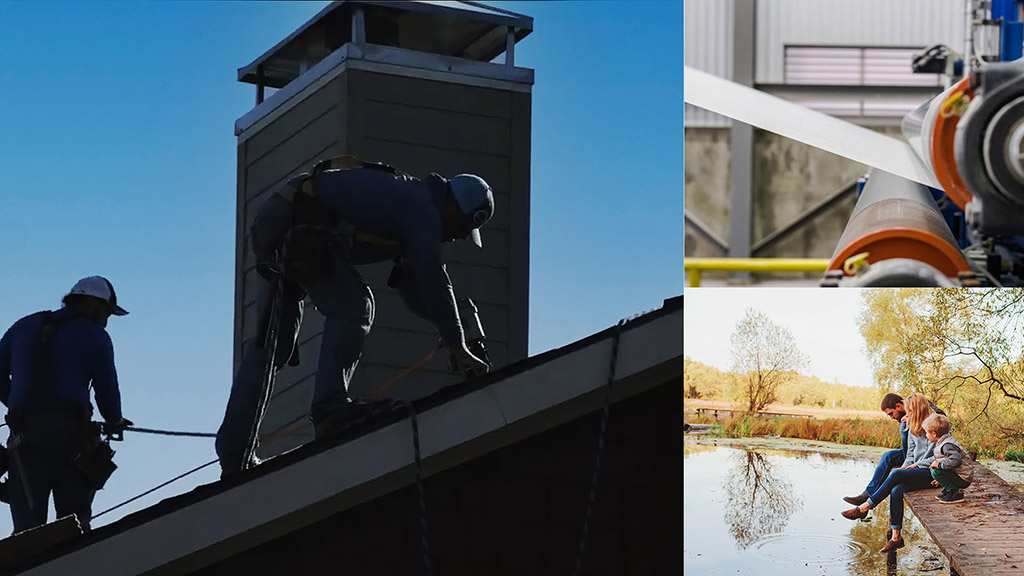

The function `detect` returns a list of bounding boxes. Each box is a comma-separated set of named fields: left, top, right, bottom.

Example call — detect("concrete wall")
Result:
left=188, top=380, right=682, bottom=576
left=684, top=126, right=902, bottom=265
left=235, top=65, right=531, bottom=458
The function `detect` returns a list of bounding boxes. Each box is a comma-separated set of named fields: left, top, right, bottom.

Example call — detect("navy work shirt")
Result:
left=259, top=168, right=468, bottom=348
left=0, top=307, right=123, bottom=421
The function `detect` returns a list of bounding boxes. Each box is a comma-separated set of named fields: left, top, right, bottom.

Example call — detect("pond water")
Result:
left=683, top=436, right=948, bottom=576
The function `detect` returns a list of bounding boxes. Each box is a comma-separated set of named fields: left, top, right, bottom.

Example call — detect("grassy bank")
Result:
left=709, top=415, right=899, bottom=448
left=690, top=414, right=1024, bottom=461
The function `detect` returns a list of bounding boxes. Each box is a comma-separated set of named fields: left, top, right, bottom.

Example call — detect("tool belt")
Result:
left=283, top=224, right=337, bottom=284
left=73, top=422, right=117, bottom=491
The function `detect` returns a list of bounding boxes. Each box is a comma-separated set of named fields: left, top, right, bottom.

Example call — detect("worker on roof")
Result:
left=216, top=159, right=493, bottom=476
left=0, top=276, right=133, bottom=533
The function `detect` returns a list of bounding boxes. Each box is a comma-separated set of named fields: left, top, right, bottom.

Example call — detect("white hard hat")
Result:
left=68, top=276, right=128, bottom=316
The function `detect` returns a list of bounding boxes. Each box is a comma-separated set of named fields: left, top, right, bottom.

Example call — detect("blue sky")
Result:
left=0, top=1, right=682, bottom=533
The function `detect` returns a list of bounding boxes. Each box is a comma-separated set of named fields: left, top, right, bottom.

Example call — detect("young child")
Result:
left=925, top=413, right=974, bottom=504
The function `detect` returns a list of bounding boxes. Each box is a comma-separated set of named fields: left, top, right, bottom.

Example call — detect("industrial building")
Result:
left=684, top=0, right=1024, bottom=287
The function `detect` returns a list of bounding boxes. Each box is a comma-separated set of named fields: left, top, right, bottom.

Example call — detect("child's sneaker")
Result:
left=935, top=489, right=951, bottom=500
left=940, top=490, right=965, bottom=504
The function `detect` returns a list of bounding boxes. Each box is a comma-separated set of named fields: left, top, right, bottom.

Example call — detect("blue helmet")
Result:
left=449, top=174, right=494, bottom=247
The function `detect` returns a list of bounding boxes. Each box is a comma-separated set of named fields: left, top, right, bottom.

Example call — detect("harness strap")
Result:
left=290, top=155, right=404, bottom=251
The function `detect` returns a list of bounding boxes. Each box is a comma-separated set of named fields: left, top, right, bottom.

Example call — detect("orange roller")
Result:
left=827, top=170, right=970, bottom=277
left=928, top=77, right=975, bottom=209
left=901, top=78, right=975, bottom=209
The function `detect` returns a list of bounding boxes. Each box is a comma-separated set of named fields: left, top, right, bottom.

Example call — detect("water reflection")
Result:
left=683, top=437, right=945, bottom=576
left=724, top=449, right=803, bottom=548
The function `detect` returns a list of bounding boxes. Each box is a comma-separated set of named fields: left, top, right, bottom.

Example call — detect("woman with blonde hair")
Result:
left=841, top=393, right=937, bottom=553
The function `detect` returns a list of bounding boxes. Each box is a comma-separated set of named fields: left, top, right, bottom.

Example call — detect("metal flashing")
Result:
left=238, top=1, right=533, bottom=88
left=235, top=42, right=534, bottom=140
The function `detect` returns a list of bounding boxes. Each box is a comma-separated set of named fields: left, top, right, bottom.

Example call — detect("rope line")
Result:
left=572, top=319, right=623, bottom=576
left=403, top=401, right=434, bottom=576
left=368, top=347, right=439, bottom=398
left=91, top=459, right=219, bottom=521
left=126, top=426, right=216, bottom=438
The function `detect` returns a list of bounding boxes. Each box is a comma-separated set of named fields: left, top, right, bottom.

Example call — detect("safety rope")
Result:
left=572, top=319, right=623, bottom=576
left=245, top=271, right=286, bottom=470
left=125, top=426, right=216, bottom=438
left=368, top=347, right=439, bottom=399
left=403, top=401, right=433, bottom=576
left=91, top=459, right=218, bottom=521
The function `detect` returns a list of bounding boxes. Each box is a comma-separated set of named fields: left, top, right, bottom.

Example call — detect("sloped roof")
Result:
left=5, top=296, right=681, bottom=576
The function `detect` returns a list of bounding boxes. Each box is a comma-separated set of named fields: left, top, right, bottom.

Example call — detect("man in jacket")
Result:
left=842, top=392, right=945, bottom=506
left=216, top=161, right=493, bottom=476
left=0, top=276, right=132, bottom=533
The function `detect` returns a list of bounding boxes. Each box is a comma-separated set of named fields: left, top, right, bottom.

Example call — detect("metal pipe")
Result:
left=683, top=258, right=830, bottom=287
left=505, top=26, right=515, bottom=67
left=827, top=169, right=969, bottom=279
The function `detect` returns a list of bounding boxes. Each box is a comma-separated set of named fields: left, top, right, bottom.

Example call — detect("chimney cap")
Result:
left=238, top=1, right=533, bottom=89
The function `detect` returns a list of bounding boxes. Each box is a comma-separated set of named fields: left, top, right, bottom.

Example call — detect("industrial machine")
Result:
left=686, top=0, right=1024, bottom=287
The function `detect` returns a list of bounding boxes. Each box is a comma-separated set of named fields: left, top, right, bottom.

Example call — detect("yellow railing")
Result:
left=683, top=258, right=831, bottom=287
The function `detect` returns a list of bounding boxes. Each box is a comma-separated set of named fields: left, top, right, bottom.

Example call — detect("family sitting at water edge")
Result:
left=839, top=393, right=974, bottom=554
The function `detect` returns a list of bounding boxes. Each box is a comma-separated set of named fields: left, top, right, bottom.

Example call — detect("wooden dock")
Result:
left=693, top=407, right=813, bottom=420
left=905, top=464, right=1024, bottom=575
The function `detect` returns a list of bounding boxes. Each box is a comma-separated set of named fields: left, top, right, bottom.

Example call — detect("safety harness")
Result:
left=282, top=154, right=404, bottom=283
left=4, top=311, right=118, bottom=504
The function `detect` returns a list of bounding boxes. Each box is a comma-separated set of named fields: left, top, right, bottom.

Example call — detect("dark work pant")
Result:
left=7, top=411, right=95, bottom=533
left=215, top=245, right=373, bottom=474
left=931, top=468, right=971, bottom=491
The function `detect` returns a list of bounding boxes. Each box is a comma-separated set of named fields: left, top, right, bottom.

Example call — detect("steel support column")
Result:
left=729, top=0, right=756, bottom=280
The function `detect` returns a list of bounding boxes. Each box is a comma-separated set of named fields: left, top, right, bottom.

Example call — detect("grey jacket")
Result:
left=932, top=434, right=975, bottom=483
left=902, top=429, right=937, bottom=468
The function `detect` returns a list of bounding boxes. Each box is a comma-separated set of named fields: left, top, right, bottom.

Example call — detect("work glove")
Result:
left=104, top=417, right=134, bottom=440
left=452, top=344, right=489, bottom=379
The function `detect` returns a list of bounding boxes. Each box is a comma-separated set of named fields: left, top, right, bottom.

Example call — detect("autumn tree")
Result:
left=857, top=288, right=954, bottom=396
left=858, top=288, right=1024, bottom=444
left=683, top=357, right=732, bottom=400
left=729, top=308, right=807, bottom=414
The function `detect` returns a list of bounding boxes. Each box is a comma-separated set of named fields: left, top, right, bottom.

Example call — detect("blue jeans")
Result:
left=864, top=448, right=905, bottom=495
left=862, top=422, right=908, bottom=494
left=868, top=467, right=934, bottom=530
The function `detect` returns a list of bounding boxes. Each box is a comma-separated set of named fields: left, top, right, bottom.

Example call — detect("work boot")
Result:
left=220, top=453, right=264, bottom=480
left=313, top=399, right=402, bottom=440
left=843, top=492, right=869, bottom=506
left=939, top=490, right=965, bottom=504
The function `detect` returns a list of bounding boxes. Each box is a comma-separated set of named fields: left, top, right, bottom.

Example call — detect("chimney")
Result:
left=232, top=1, right=534, bottom=457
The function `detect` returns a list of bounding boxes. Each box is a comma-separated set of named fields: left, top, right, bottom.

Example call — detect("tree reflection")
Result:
left=723, top=449, right=803, bottom=549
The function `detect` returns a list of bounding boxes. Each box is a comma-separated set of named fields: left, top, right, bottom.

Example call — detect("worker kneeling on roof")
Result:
left=0, top=277, right=132, bottom=534
left=216, top=158, right=493, bottom=476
